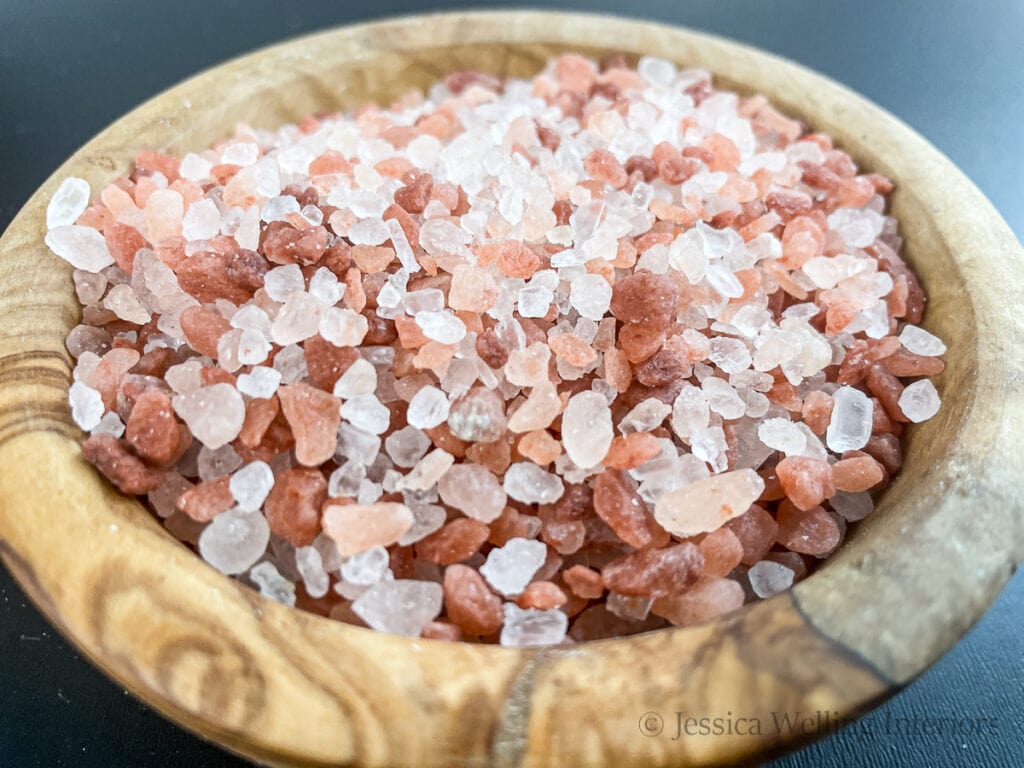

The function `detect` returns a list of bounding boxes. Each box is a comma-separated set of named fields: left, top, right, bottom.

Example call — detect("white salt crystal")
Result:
left=249, top=561, right=296, bottom=606
left=899, top=325, right=946, bottom=357
left=438, top=463, right=506, bottom=523
left=351, top=580, right=443, bottom=637
left=91, top=411, right=125, bottom=437
left=336, top=423, right=381, bottom=466
left=333, top=358, right=377, bottom=398
left=701, top=377, right=746, bottom=420
left=708, top=337, right=752, bottom=374
left=518, top=285, right=554, bottom=318
left=236, top=366, right=282, bottom=398
left=404, top=289, right=445, bottom=315
left=45, top=225, right=114, bottom=272
left=229, top=461, right=275, bottom=511
left=398, top=504, right=447, bottom=545
left=261, top=195, right=300, bottom=223
left=328, top=461, right=366, bottom=497
left=826, top=386, right=873, bottom=452
left=419, top=218, right=469, bottom=255
left=69, top=381, right=104, bottom=431
left=179, top=153, right=213, bottom=182
left=503, top=462, right=564, bottom=504
left=387, top=217, right=420, bottom=273
left=561, top=390, right=613, bottom=469
left=341, top=394, right=391, bottom=434
left=385, top=426, right=432, bottom=468
left=230, top=304, right=271, bottom=333
left=221, top=142, right=259, bottom=166
left=349, top=217, right=390, bottom=245
left=748, top=561, right=795, bottom=598
left=415, top=310, right=467, bottom=344
left=264, top=264, right=305, bottom=302
left=319, top=306, right=368, bottom=346
left=172, top=383, right=246, bottom=449
left=480, top=537, right=547, bottom=596
left=395, top=449, right=454, bottom=492
left=236, top=328, right=272, bottom=365
left=273, top=344, right=308, bottom=383
left=705, top=264, right=744, bottom=299
left=198, top=509, right=270, bottom=575
left=197, top=443, right=243, bottom=481
left=295, top=546, right=329, bottom=598
left=757, top=417, right=807, bottom=455
left=831, top=490, right=874, bottom=522
left=406, top=385, right=450, bottom=429
left=500, top=603, right=568, bottom=647
left=271, top=292, right=321, bottom=345
left=309, top=267, right=345, bottom=307
left=637, top=55, right=677, bottom=86
left=898, top=380, right=941, bottom=423
left=46, top=177, right=91, bottom=229
left=620, top=398, right=672, bottom=434
left=181, top=199, right=221, bottom=241
left=340, top=546, right=391, bottom=586
left=569, top=275, right=613, bottom=321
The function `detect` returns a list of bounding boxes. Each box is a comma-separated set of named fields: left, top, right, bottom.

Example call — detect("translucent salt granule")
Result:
left=503, top=462, right=564, bottom=504
left=654, top=468, right=765, bottom=538
left=395, top=449, right=453, bottom=492
left=340, top=545, right=391, bottom=586
left=826, top=386, right=873, bottom=452
left=69, top=381, right=104, bottom=431
left=249, top=561, right=297, bottom=606
left=561, top=390, right=613, bottom=469
left=197, top=443, right=243, bottom=481
left=351, top=580, right=443, bottom=637
left=757, top=418, right=807, bottom=455
left=480, top=537, right=548, bottom=596
left=415, top=310, right=467, bottom=344
left=333, top=358, right=377, bottom=398
left=236, top=366, right=282, bottom=398
left=181, top=198, right=221, bottom=241
left=45, top=225, right=114, bottom=271
left=406, top=385, right=450, bottom=429
left=197, top=508, right=271, bottom=575
left=748, top=560, right=795, bottom=598
left=46, top=177, right=91, bottom=229
left=172, top=383, right=245, bottom=449
left=898, top=325, right=946, bottom=357
left=309, top=267, right=345, bottom=307
left=500, top=603, right=568, bottom=647
left=271, top=292, right=321, bottom=345
left=320, top=306, right=369, bottom=346
left=398, top=504, right=447, bottom=546
left=91, top=411, right=125, bottom=437
left=384, top=425, right=432, bottom=468
left=569, top=275, right=613, bottom=321
left=229, top=461, right=275, bottom=511
left=438, top=463, right=506, bottom=523
left=295, top=545, right=329, bottom=598
left=898, top=380, right=941, bottom=423
left=264, top=264, right=305, bottom=302
left=340, top=394, right=391, bottom=434
left=830, top=490, right=874, bottom=522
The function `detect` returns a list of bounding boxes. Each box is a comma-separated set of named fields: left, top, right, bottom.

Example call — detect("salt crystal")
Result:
left=309, top=267, right=345, bottom=306
left=340, top=546, right=391, bottom=585
left=271, top=292, right=321, bottom=345
left=231, top=304, right=271, bottom=333
left=671, top=385, right=710, bottom=439
left=419, top=218, right=470, bottom=255
left=406, top=385, right=450, bottom=429
left=173, top=383, right=245, bottom=449
left=222, top=142, right=260, bottom=166
left=404, top=289, right=445, bottom=315
left=333, top=358, right=377, bottom=398
left=229, top=461, right=275, bottom=511
left=757, top=417, right=807, bottom=455
left=45, top=225, right=114, bottom=271
left=899, top=325, right=946, bottom=357
left=438, top=463, right=506, bottom=523
left=236, top=366, right=282, bottom=398
left=182, top=199, right=221, bottom=241
left=351, top=580, right=443, bottom=637
left=503, top=462, right=564, bottom=504
left=385, top=425, right=432, bottom=468
left=499, top=603, right=568, bottom=646
left=69, top=381, right=104, bottom=431
left=748, top=560, right=795, bottom=598
left=349, top=218, right=390, bottom=245
left=825, top=386, right=873, bottom=452
left=198, top=509, right=270, bottom=575
left=236, top=328, right=272, bottom=365
left=322, top=501, right=414, bottom=556
left=398, top=504, right=447, bottom=545
left=569, top=275, right=613, bottom=321
left=654, top=468, right=765, bottom=538
left=336, top=423, right=381, bottom=466
left=319, top=306, right=369, bottom=346
left=261, top=195, right=300, bottom=223
left=91, top=411, right=125, bottom=437
left=273, top=344, right=308, bottom=383
left=249, top=561, right=296, bottom=606
left=621, top=398, right=672, bottom=433
left=705, top=264, right=744, bottom=299
left=637, top=55, right=677, bottom=86
left=898, top=380, right=941, bottom=423
left=702, top=377, right=746, bottom=420
left=197, top=443, right=244, bottom=481
left=517, top=285, right=553, bottom=318
left=708, top=337, right=752, bottom=374
left=561, top=390, right=613, bottom=469
left=395, top=449, right=454, bottom=492
left=264, top=264, right=305, bottom=302
left=328, top=461, right=366, bottom=497
left=415, top=310, right=467, bottom=344
left=295, top=546, right=329, bottom=598
left=830, top=490, right=874, bottom=522
left=340, top=394, right=391, bottom=434
left=480, top=537, right=548, bottom=596
left=46, top=177, right=91, bottom=229
left=179, top=153, right=213, bottom=181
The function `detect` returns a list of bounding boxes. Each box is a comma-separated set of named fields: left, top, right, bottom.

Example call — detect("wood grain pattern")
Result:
left=0, top=10, right=1021, bottom=767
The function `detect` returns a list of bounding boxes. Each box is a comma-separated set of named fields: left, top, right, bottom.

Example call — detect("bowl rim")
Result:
left=1, top=9, right=1022, bottom=768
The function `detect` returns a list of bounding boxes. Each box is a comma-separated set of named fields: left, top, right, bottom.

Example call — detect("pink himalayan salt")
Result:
left=263, top=467, right=327, bottom=546
left=698, top=526, right=744, bottom=578
left=563, top=565, right=605, bottom=599
left=775, top=456, right=836, bottom=511
left=592, top=469, right=670, bottom=549
left=415, top=519, right=490, bottom=564
left=515, top=581, right=568, bottom=610
left=654, top=469, right=765, bottom=538
left=443, top=564, right=504, bottom=636
left=652, top=577, right=746, bottom=627
left=601, top=544, right=704, bottom=598
left=776, top=501, right=842, bottom=556
left=726, top=505, right=780, bottom=566
left=277, top=383, right=341, bottom=466
left=125, top=389, right=180, bottom=466
left=322, top=502, right=414, bottom=556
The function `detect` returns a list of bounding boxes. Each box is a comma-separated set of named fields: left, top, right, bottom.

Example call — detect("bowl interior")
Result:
left=0, top=11, right=1020, bottom=768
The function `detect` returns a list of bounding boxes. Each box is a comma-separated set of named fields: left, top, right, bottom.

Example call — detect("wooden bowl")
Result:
left=0, top=10, right=1021, bottom=767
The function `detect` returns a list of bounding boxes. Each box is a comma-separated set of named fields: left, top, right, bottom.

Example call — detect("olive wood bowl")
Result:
left=0, top=9, right=1021, bottom=768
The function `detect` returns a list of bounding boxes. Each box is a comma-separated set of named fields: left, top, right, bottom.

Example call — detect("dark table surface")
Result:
left=1, top=1, right=1022, bottom=766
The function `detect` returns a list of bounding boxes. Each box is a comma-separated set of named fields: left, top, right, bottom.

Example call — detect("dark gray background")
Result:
left=1, top=1, right=1021, bottom=766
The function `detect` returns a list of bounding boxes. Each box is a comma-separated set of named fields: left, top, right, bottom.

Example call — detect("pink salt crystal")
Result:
left=437, top=462, right=506, bottom=522
left=447, top=386, right=507, bottom=443
left=94, top=348, right=142, bottom=410
left=563, top=565, right=604, bottom=599
left=448, top=264, right=498, bottom=312
left=504, top=342, right=551, bottom=387
left=654, top=469, right=765, bottom=538
left=515, top=581, right=568, bottom=610
left=506, top=381, right=561, bottom=432
left=602, top=433, right=661, bottom=470
left=592, top=469, right=670, bottom=549
left=322, top=502, right=414, bottom=556
left=651, top=577, right=745, bottom=627
left=517, top=430, right=562, bottom=466
left=144, top=189, right=185, bottom=243
left=177, top=476, right=234, bottom=522
left=81, top=434, right=165, bottom=494
left=561, top=390, right=613, bottom=470
left=125, top=390, right=180, bottom=466
left=416, top=519, right=490, bottom=564
left=775, top=456, right=836, bottom=511
left=726, top=505, right=780, bottom=566
left=180, top=306, right=232, bottom=359
left=698, top=526, right=745, bottom=578
left=277, top=383, right=341, bottom=466
left=601, top=544, right=705, bottom=598
left=776, top=501, right=842, bottom=556
left=263, top=468, right=327, bottom=546
left=609, top=269, right=678, bottom=325
left=831, top=455, right=884, bottom=492
left=548, top=333, right=598, bottom=367
left=443, top=564, right=504, bottom=636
